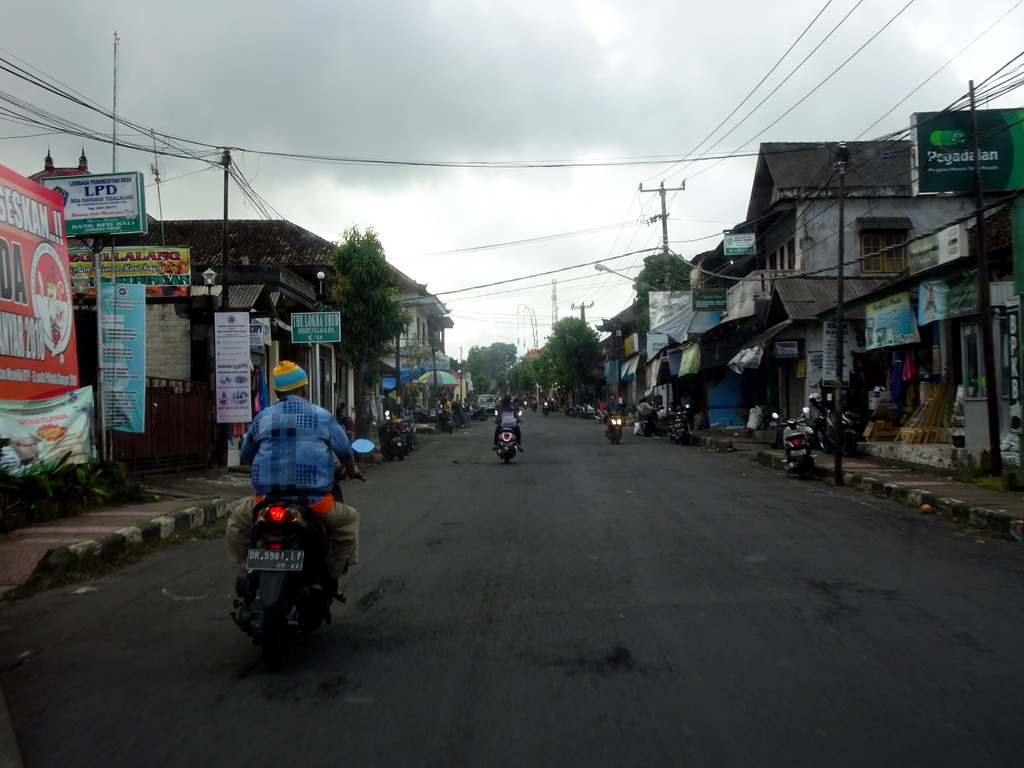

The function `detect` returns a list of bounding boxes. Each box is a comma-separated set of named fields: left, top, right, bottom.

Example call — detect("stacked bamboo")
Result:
left=897, top=374, right=952, bottom=444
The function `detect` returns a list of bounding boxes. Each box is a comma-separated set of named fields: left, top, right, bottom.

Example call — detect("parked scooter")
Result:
left=811, top=398, right=860, bottom=457
left=378, top=414, right=405, bottom=461
left=231, top=438, right=373, bottom=671
left=436, top=407, right=454, bottom=434
left=395, top=414, right=417, bottom=453
left=775, top=408, right=816, bottom=479
left=667, top=404, right=692, bottom=445
left=495, top=428, right=519, bottom=463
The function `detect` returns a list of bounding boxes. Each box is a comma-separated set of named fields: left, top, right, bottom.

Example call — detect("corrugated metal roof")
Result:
left=774, top=277, right=895, bottom=319
left=192, top=282, right=265, bottom=311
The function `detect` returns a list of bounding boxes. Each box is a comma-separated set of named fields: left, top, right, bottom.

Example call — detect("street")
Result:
left=1, top=412, right=1023, bottom=767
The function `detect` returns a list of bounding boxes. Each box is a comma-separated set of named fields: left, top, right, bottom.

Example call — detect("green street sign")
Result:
left=693, top=288, right=727, bottom=311
left=291, top=311, right=341, bottom=343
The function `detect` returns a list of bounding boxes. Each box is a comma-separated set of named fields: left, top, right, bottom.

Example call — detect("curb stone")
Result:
left=695, top=439, right=1019, bottom=541
left=29, top=496, right=247, bottom=585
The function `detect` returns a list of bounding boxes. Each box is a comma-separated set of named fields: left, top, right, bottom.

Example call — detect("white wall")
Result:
left=145, top=304, right=191, bottom=380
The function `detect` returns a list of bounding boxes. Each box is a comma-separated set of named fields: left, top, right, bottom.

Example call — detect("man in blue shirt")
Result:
left=226, top=361, right=361, bottom=588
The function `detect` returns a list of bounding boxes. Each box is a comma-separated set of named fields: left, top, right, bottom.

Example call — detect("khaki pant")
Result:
left=226, top=497, right=360, bottom=579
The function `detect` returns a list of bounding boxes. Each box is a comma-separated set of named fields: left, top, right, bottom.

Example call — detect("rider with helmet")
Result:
left=493, top=394, right=523, bottom=452
left=227, top=361, right=361, bottom=596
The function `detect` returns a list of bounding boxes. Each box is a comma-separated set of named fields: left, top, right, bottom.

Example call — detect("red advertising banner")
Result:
left=0, top=163, right=80, bottom=400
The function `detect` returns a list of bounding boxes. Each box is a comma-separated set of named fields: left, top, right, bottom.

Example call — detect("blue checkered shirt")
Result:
left=240, top=395, right=352, bottom=502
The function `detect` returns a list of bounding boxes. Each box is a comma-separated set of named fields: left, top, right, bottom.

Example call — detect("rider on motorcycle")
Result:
left=493, top=394, right=523, bottom=452
left=226, top=361, right=361, bottom=595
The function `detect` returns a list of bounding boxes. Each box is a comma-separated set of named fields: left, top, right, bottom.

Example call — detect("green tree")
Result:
left=545, top=317, right=601, bottom=403
left=634, top=253, right=691, bottom=335
left=466, top=342, right=518, bottom=392
left=329, top=226, right=409, bottom=437
left=508, top=358, right=538, bottom=393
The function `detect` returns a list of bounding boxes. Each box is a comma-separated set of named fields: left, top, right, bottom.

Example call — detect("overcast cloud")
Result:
left=2, top=0, right=1022, bottom=356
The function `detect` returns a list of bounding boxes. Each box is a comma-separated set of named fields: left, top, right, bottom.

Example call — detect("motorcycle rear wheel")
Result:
left=261, top=607, right=288, bottom=672
left=842, top=432, right=858, bottom=457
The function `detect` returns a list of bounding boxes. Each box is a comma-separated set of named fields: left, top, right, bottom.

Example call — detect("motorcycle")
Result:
left=668, top=404, right=692, bottom=445
left=542, top=400, right=550, bottom=417
left=495, top=428, right=518, bottom=463
left=531, top=399, right=538, bottom=413
left=813, top=406, right=860, bottom=457
left=395, top=414, right=417, bottom=453
left=378, top=414, right=405, bottom=461
left=436, top=408, right=454, bottom=434
left=231, top=438, right=373, bottom=671
left=775, top=408, right=816, bottom=479
left=605, top=413, right=623, bottom=444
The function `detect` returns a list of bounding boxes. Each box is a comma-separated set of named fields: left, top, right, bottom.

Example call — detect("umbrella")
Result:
left=416, top=370, right=461, bottom=386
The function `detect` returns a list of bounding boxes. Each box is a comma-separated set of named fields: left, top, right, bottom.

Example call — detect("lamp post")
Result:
left=834, top=143, right=849, bottom=486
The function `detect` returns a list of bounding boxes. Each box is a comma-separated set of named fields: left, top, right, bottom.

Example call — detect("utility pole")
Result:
left=640, top=180, right=686, bottom=286
left=834, top=143, right=850, bottom=486
left=571, top=302, right=594, bottom=322
left=220, top=149, right=231, bottom=312
left=970, top=81, right=1002, bottom=476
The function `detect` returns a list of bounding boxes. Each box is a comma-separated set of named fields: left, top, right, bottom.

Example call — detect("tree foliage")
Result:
left=466, top=342, right=518, bottom=392
left=329, top=226, right=409, bottom=436
left=544, top=317, right=601, bottom=399
left=634, top=253, right=692, bottom=335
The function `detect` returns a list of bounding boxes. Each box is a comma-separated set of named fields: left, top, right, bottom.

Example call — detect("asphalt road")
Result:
left=1, top=412, right=1023, bottom=767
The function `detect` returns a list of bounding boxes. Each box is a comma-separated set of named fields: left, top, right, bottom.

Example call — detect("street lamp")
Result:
left=202, top=267, right=217, bottom=293
left=594, top=263, right=658, bottom=292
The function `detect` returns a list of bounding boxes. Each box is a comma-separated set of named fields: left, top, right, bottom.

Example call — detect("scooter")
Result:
left=395, top=414, right=417, bottom=453
left=231, top=439, right=373, bottom=671
left=816, top=408, right=860, bottom=457
left=542, top=400, right=550, bottom=417
left=605, top=413, right=623, bottom=444
left=436, top=408, right=454, bottom=434
left=775, top=408, right=816, bottom=479
left=668, top=405, right=692, bottom=445
left=495, top=428, right=519, bottom=463
left=378, top=414, right=405, bottom=461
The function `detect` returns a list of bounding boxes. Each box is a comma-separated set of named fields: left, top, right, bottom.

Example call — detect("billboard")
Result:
left=0, top=163, right=80, bottom=400
left=913, top=109, right=1024, bottom=193
left=68, top=246, right=192, bottom=297
left=41, top=172, right=147, bottom=236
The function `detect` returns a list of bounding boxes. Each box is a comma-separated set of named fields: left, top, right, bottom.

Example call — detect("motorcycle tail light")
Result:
left=268, top=505, right=289, bottom=522
left=259, top=505, right=301, bottom=524
left=792, top=437, right=803, bottom=447
left=269, top=542, right=282, bottom=550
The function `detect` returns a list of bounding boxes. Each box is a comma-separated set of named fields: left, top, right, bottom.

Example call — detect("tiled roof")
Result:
left=132, top=218, right=337, bottom=271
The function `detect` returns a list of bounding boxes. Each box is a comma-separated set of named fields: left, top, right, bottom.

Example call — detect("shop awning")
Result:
left=621, top=355, right=640, bottom=381
left=726, top=320, right=793, bottom=373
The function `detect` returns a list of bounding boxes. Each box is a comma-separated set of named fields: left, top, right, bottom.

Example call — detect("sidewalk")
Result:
left=688, top=427, right=1024, bottom=541
left=0, top=468, right=253, bottom=598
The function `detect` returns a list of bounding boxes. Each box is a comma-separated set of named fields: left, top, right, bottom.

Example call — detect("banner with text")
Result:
left=215, top=312, right=252, bottom=423
left=100, top=283, right=146, bottom=433
left=69, top=246, right=192, bottom=297
left=0, top=163, right=80, bottom=400
left=0, top=385, right=95, bottom=475
left=866, top=292, right=920, bottom=350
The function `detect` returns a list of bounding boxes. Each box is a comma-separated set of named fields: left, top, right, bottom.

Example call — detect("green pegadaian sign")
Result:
left=913, top=109, right=1024, bottom=194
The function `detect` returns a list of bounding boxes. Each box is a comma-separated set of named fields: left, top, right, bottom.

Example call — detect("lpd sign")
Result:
left=291, top=311, right=341, bottom=343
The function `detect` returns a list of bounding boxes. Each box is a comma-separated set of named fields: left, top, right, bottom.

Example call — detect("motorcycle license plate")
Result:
left=789, top=448, right=807, bottom=457
left=246, top=548, right=304, bottom=572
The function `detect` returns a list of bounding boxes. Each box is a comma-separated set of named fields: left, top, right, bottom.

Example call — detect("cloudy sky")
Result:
left=2, top=0, right=1022, bottom=358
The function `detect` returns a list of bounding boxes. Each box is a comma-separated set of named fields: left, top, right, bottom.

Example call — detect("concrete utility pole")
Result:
left=970, top=81, right=1002, bottom=476
left=834, top=143, right=850, bottom=486
left=571, top=302, right=594, bottom=322
left=639, top=181, right=686, bottom=286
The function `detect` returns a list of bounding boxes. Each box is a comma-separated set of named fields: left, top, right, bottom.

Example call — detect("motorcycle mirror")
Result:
left=351, top=438, right=376, bottom=454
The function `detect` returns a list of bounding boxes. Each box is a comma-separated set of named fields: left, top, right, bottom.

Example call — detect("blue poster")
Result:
left=100, top=283, right=146, bottom=433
